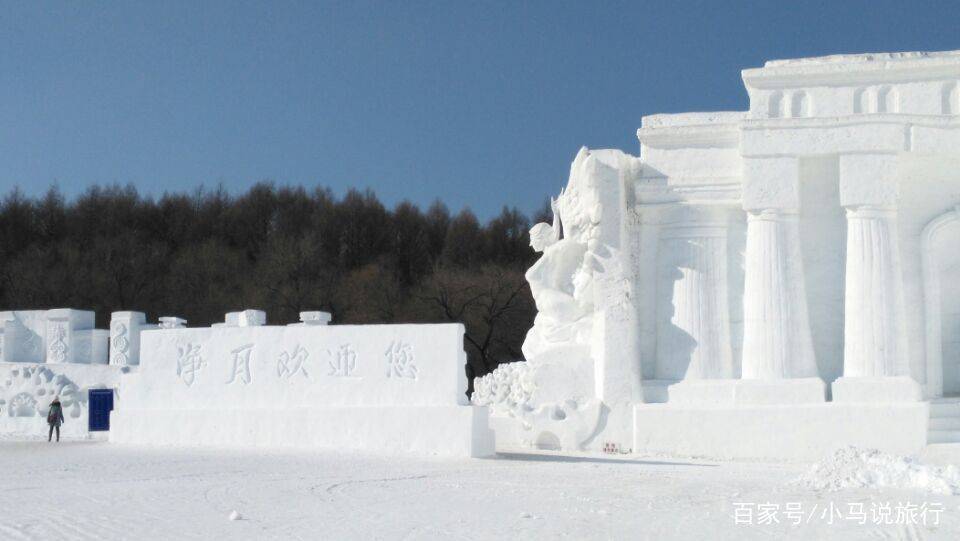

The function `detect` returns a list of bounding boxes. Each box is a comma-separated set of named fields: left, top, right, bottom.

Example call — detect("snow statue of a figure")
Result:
left=473, top=147, right=643, bottom=451
left=476, top=51, right=960, bottom=459
left=521, top=195, right=590, bottom=360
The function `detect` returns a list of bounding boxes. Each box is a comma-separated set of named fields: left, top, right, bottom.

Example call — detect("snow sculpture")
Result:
left=471, top=362, right=534, bottom=417
left=0, top=309, right=108, bottom=365
left=0, top=310, right=125, bottom=438
left=0, top=314, right=45, bottom=363
left=479, top=50, right=960, bottom=458
left=474, top=147, right=642, bottom=451
left=521, top=195, right=591, bottom=361
left=0, top=365, right=82, bottom=419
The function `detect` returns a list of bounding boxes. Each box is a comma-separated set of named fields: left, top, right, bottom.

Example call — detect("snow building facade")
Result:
left=474, top=50, right=960, bottom=459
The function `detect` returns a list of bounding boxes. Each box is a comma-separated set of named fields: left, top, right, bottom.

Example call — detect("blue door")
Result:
left=88, top=389, right=114, bottom=431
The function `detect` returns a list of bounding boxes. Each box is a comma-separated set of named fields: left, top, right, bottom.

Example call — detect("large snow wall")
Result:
left=110, top=323, right=495, bottom=457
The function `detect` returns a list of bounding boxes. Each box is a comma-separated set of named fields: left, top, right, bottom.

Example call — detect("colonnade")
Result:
left=648, top=154, right=918, bottom=401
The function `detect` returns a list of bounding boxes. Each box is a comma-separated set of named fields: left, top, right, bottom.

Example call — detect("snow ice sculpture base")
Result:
left=831, top=376, right=923, bottom=403
left=632, top=402, right=929, bottom=461
left=666, top=378, right=826, bottom=406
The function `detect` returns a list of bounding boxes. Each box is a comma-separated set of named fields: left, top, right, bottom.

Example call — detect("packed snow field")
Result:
left=1, top=440, right=959, bottom=540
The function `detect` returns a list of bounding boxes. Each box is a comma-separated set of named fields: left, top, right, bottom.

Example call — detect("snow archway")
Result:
left=922, top=206, right=960, bottom=397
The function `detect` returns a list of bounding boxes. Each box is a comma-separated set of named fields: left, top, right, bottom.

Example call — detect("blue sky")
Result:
left=2, top=1, right=959, bottom=218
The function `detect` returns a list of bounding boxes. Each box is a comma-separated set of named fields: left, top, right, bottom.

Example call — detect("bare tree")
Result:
left=416, top=265, right=534, bottom=391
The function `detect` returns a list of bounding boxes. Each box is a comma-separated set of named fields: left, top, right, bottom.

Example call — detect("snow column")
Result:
left=44, top=309, right=95, bottom=364
left=741, top=157, right=819, bottom=380
left=834, top=154, right=919, bottom=401
left=655, top=207, right=734, bottom=380
left=741, top=209, right=818, bottom=379
left=842, top=206, right=908, bottom=377
left=591, top=152, right=644, bottom=408
left=110, top=311, right=147, bottom=366
left=584, top=149, right=643, bottom=451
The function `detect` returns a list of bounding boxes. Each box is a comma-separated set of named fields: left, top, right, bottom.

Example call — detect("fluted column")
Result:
left=842, top=206, right=907, bottom=377
left=655, top=220, right=733, bottom=380
left=831, top=154, right=920, bottom=402
left=741, top=209, right=819, bottom=379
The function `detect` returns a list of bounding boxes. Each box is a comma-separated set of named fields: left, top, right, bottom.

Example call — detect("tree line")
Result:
left=0, top=183, right=550, bottom=390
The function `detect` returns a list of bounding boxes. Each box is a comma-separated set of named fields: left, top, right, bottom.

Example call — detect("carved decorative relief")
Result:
left=8, top=392, right=37, bottom=417
left=111, top=322, right=130, bottom=366
left=48, top=323, right=69, bottom=363
left=0, top=365, right=82, bottom=418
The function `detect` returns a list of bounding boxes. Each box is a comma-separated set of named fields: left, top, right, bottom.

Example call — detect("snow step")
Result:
left=930, top=417, right=960, bottom=430
left=928, top=430, right=960, bottom=444
left=921, top=443, right=960, bottom=466
left=929, top=401, right=960, bottom=417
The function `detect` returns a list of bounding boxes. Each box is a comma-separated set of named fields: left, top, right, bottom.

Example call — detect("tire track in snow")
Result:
left=322, top=474, right=431, bottom=495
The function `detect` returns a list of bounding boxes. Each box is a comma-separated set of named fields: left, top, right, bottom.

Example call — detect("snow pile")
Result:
left=798, top=446, right=960, bottom=495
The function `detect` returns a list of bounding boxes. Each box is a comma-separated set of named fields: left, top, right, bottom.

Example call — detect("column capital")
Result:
left=839, top=154, right=900, bottom=208
left=742, top=156, right=800, bottom=212
left=746, top=208, right=799, bottom=222
left=844, top=205, right=898, bottom=219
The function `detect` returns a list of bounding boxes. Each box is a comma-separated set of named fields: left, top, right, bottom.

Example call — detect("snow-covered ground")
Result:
left=1, top=439, right=959, bottom=540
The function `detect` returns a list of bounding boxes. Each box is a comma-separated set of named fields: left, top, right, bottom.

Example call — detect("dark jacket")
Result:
left=47, top=401, right=64, bottom=427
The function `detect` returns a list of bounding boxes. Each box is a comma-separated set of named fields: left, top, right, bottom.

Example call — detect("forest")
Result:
left=0, top=184, right=549, bottom=390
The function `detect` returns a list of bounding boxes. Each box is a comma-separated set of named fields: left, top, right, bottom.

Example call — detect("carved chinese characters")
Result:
left=227, top=344, right=254, bottom=385
left=385, top=340, right=417, bottom=379
left=176, top=343, right=205, bottom=386
left=173, top=338, right=421, bottom=387
left=277, top=345, right=310, bottom=379
left=327, top=344, right=358, bottom=377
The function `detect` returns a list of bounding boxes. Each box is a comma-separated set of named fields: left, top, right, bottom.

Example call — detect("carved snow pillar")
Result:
left=843, top=207, right=906, bottom=376
left=741, top=158, right=819, bottom=380
left=741, top=209, right=819, bottom=378
left=44, top=309, right=95, bottom=364
left=834, top=154, right=920, bottom=401
left=655, top=206, right=734, bottom=380
left=584, top=149, right=643, bottom=450
left=110, top=311, right=147, bottom=366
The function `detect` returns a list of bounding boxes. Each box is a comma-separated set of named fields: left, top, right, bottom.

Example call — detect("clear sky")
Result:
left=2, top=1, right=959, bottom=218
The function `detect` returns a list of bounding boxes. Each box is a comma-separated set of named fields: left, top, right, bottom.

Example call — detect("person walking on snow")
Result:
left=47, top=397, right=65, bottom=442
